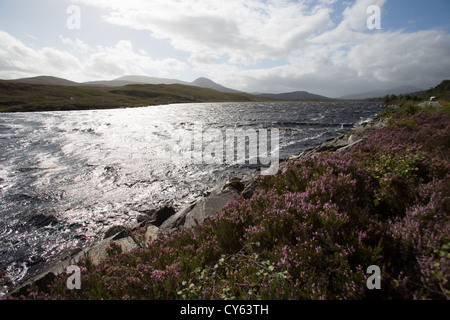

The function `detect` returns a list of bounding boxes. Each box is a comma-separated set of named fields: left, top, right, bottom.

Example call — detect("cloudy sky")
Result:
left=1, top=0, right=449, bottom=97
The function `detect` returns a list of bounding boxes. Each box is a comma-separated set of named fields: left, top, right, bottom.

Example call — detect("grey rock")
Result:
left=418, top=101, right=443, bottom=108
left=84, top=236, right=137, bottom=266
left=223, top=177, right=245, bottom=193
left=138, top=205, right=176, bottom=227
left=144, top=225, right=159, bottom=242
left=152, top=206, right=176, bottom=227
left=159, top=201, right=197, bottom=232
left=303, top=117, right=388, bottom=158
left=103, top=225, right=131, bottom=240
left=184, top=185, right=238, bottom=228
left=241, top=176, right=259, bottom=199
left=336, top=139, right=363, bottom=154
left=137, top=214, right=151, bottom=224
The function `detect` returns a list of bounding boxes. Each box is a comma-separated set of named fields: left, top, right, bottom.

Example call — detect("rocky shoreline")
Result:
left=9, top=115, right=388, bottom=296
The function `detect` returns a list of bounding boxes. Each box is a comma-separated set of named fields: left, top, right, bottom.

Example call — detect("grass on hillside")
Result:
left=0, top=81, right=267, bottom=112
left=382, top=80, right=450, bottom=107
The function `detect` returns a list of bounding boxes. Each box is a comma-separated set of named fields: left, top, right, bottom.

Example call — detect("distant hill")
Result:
left=80, top=76, right=189, bottom=87
left=256, top=91, right=330, bottom=101
left=420, top=80, right=450, bottom=100
left=7, top=75, right=442, bottom=103
left=112, top=75, right=190, bottom=86
left=339, top=86, right=424, bottom=100
left=0, top=80, right=267, bottom=113
left=112, top=76, right=241, bottom=93
left=8, top=75, right=241, bottom=94
left=383, top=80, right=450, bottom=105
left=7, top=76, right=80, bottom=87
left=82, top=76, right=242, bottom=93
left=190, top=77, right=242, bottom=93
left=81, top=79, right=142, bottom=87
left=81, top=76, right=188, bottom=87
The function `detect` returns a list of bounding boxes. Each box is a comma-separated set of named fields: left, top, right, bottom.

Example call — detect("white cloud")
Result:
left=344, top=30, right=450, bottom=84
left=341, top=0, right=386, bottom=31
left=86, top=40, right=188, bottom=78
left=73, top=0, right=334, bottom=63
left=0, top=30, right=83, bottom=79
left=1, top=0, right=449, bottom=96
left=0, top=31, right=188, bottom=82
left=202, top=25, right=450, bottom=97
left=195, top=0, right=450, bottom=96
left=65, top=0, right=450, bottom=95
left=59, top=36, right=92, bottom=53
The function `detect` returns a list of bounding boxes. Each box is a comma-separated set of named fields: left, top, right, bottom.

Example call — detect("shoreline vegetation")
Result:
left=1, top=81, right=449, bottom=300
left=2, top=100, right=449, bottom=300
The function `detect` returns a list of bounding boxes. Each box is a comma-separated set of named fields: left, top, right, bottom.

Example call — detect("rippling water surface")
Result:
left=0, top=101, right=383, bottom=286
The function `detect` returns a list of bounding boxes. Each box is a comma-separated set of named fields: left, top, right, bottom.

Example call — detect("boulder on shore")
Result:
left=160, top=175, right=260, bottom=232
left=136, top=205, right=176, bottom=227
left=183, top=184, right=238, bottom=228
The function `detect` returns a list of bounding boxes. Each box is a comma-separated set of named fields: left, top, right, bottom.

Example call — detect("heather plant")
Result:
left=12, top=109, right=449, bottom=300
left=176, top=252, right=290, bottom=300
left=385, top=177, right=449, bottom=299
left=363, top=151, right=427, bottom=217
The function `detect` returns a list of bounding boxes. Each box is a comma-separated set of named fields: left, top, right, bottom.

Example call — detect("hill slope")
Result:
left=339, top=86, right=424, bottom=100
left=382, top=80, right=450, bottom=106
left=0, top=82, right=266, bottom=112
left=7, top=76, right=80, bottom=86
left=112, top=75, right=190, bottom=86
left=190, top=77, right=241, bottom=93
left=256, top=91, right=330, bottom=101
left=7, top=75, right=241, bottom=94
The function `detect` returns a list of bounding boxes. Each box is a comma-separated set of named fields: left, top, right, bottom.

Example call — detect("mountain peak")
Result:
left=192, top=77, right=214, bottom=83
left=190, top=77, right=241, bottom=93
